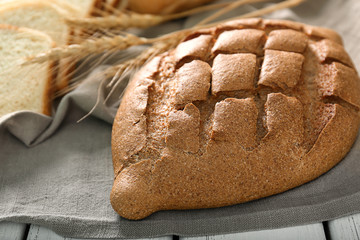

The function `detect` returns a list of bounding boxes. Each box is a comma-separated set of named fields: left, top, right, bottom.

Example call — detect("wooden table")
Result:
left=1, top=213, right=359, bottom=240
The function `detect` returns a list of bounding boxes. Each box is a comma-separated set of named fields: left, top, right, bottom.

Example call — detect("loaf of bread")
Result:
left=109, top=0, right=215, bottom=15
left=0, top=24, right=54, bottom=117
left=111, top=18, right=360, bottom=220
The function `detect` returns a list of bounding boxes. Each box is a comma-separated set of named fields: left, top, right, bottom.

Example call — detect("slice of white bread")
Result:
left=0, top=24, right=54, bottom=117
left=0, top=0, right=110, bottom=89
left=0, top=0, right=75, bottom=91
left=0, top=0, right=71, bottom=46
left=0, top=0, right=101, bottom=17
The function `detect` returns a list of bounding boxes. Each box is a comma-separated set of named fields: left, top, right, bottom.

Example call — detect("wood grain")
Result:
left=180, top=223, right=326, bottom=240
left=0, top=221, right=27, bottom=240
left=327, top=213, right=360, bottom=240
left=27, top=224, right=173, bottom=240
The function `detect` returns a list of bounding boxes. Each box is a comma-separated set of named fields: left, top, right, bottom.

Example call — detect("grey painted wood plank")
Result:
left=180, top=223, right=326, bottom=240
left=328, top=213, right=360, bottom=240
left=0, top=221, right=27, bottom=240
left=27, top=224, right=173, bottom=240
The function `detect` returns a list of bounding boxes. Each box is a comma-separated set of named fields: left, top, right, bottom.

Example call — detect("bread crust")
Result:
left=42, top=61, right=56, bottom=116
left=111, top=0, right=215, bottom=15
left=111, top=18, right=360, bottom=220
left=111, top=56, right=161, bottom=175
left=88, top=0, right=107, bottom=16
left=0, top=24, right=55, bottom=116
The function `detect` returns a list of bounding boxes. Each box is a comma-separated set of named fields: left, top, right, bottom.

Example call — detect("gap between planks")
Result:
left=0, top=221, right=27, bottom=240
left=327, top=212, right=360, bottom=240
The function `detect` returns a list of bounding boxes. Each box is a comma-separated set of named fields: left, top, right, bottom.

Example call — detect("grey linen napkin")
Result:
left=1, top=0, right=360, bottom=238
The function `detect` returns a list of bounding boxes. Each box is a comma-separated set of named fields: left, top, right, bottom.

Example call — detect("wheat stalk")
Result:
left=207, top=0, right=305, bottom=25
left=96, top=0, right=128, bottom=16
left=65, top=1, right=234, bottom=30
left=24, top=33, right=149, bottom=64
left=105, top=40, right=179, bottom=85
left=195, top=0, right=271, bottom=26
left=66, top=12, right=164, bottom=30
left=105, top=47, right=160, bottom=82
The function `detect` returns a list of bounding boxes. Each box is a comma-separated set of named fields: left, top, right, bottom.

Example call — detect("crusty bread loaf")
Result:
left=110, top=0, right=215, bottom=15
left=0, top=24, right=54, bottom=117
left=111, top=18, right=360, bottom=220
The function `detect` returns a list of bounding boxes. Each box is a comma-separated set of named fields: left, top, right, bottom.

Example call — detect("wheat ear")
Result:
left=24, top=33, right=149, bottom=65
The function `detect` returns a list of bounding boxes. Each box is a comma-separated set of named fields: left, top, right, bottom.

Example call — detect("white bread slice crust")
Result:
left=60, top=0, right=108, bottom=45
left=0, top=24, right=55, bottom=117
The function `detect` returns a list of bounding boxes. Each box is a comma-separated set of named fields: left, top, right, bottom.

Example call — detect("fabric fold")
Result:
left=0, top=66, right=120, bottom=147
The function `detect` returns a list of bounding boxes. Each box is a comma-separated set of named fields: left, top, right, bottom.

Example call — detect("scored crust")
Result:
left=111, top=18, right=360, bottom=220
